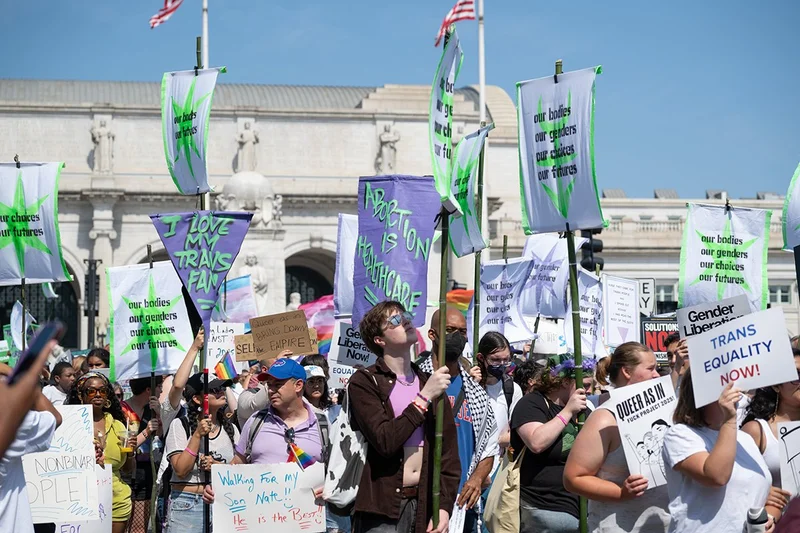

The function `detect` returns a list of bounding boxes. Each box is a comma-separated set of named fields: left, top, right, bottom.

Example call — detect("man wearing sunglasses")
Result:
left=349, top=301, right=460, bottom=533
left=417, top=307, right=499, bottom=533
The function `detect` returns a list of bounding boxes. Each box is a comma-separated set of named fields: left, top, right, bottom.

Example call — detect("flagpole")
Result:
left=477, top=0, right=486, bottom=123
left=472, top=121, right=487, bottom=363
left=202, top=0, right=209, bottom=68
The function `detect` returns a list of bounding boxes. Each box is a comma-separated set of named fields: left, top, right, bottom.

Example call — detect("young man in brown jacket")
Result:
left=349, top=301, right=461, bottom=533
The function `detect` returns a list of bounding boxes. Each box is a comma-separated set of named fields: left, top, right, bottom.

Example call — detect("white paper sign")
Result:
left=333, top=214, right=358, bottom=317
left=779, top=421, right=800, bottom=495
left=207, top=321, right=245, bottom=371
left=602, top=275, right=639, bottom=348
left=677, top=295, right=751, bottom=339
left=54, top=465, right=113, bottom=533
left=686, top=307, right=796, bottom=407
left=611, top=375, right=677, bottom=489
left=24, top=405, right=99, bottom=523
left=212, top=462, right=326, bottom=533
left=638, top=279, right=656, bottom=317
left=327, top=319, right=376, bottom=391
left=564, top=268, right=603, bottom=356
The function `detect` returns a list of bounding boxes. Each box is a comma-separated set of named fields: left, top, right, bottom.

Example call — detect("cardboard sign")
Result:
left=687, top=307, right=796, bottom=408
left=234, top=333, right=256, bottom=363
left=249, top=311, right=313, bottom=360
left=611, top=375, right=677, bottom=489
left=638, top=279, right=656, bottom=316
left=640, top=319, right=679, bottom=365
left=602, top=274, right=640, bottom=348
left=54, top=464, right=113, bottom=533
left=327, top=319, right=377, bottom=392
left=212, top=462, right=326, bottom=533
left=207, top=322, right=245, bottom=371
left=24, top=405, right=99, bottom=523
left=308, top=327, right=319, bottom=354
left=676, top=295, right=751, bottom=339
left=779, top=421, right=800, bottom=495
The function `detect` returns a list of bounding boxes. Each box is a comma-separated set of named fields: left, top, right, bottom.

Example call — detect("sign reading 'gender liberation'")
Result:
left=161, top=67, right=226, bottom=195
left=151, top=211, right=252, bottom=328
left=0, top=163, right=72, bottom=286
left=449, top=124, right=492, bottom=257
left=678, top=203, right=770, bottom=313
left=517, top=66, right=604, bottom=234
left=352, top=175, right=440, bottom=327
left=429, top=28, right=463, bottom=215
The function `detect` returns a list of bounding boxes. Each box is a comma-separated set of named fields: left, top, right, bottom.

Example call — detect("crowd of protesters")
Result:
left=4, top=306, right=800, bottom=533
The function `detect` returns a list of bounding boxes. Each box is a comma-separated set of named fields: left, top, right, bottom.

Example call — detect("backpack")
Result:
left=244, top=408, right=330, bottom=465
left=155, top=407, right=188, bottom=533
left=502, top=377, right=515, bottom=416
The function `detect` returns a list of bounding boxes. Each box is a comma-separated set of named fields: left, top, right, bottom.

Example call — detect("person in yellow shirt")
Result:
left=67, top=371, right=136, bottom=533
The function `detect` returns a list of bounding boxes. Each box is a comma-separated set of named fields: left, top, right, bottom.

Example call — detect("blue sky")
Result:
left=2, top=0, right=798, bottom=200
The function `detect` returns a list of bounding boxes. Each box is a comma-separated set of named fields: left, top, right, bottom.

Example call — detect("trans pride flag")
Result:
left=300, top=295, right=334, bottom=355
left=212, top=275, right=257, bottom=324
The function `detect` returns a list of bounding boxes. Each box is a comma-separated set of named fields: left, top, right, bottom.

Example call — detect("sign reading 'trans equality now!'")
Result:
left=352, top=175, right=440, bottom=327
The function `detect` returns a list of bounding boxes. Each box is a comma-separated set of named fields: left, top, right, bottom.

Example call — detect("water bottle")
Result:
left=746, top=507, right=768, bottom=533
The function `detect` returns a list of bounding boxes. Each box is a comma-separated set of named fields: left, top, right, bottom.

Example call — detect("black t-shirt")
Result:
left=509, top=391, right=579, bottom=518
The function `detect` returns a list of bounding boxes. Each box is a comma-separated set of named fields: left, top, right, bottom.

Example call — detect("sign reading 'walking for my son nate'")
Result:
left=687, top=307, right=795, bottom=408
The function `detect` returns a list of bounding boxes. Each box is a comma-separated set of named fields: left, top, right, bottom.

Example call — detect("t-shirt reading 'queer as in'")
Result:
left=510, top=391, right=581, bottom=519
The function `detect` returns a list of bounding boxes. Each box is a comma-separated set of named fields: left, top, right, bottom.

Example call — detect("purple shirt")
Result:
left=235, top=401, right=323, bottom=464
left=389, top=377, right=424, bottom=446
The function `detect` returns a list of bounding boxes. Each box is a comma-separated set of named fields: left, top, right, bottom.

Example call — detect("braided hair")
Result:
left=66, top=371, right=126, bottom=423
left=183, top=389, right=237, bottom=453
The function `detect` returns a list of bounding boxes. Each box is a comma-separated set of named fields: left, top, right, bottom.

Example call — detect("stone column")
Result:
left=86, top=190, right=121, bottom=344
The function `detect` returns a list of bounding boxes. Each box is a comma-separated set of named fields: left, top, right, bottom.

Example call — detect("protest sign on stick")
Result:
left=602, top=274, right=639, bottom=348
left=249, top=311, right=313, bottom=361
left=782, top=162, right=800, bottom=251
left=333, top=214, right=358, bottom=317
left=564, top=268, right=603, bottom=356
left=234, top=333, right=256, bottom=363
left=611, top=375, right=677, bottom=489
left=211, top=462, right=326, bottom=533
left=449, top=124, right=492, bottom=257
left=24, top=405, right=99, bottom=523
left=107, top=261, right=193, bottom=382
left=779, top=421, right=800, bottom=495
left=352, top=175, right=440, bottom=328
left=468, top=258, right=536, bottom=344
left=54, top=464, right=113, bottom=533
left=207, top=321, right=245, bottom=371
left=678, top=203, right=770, bottom=313
left=517, top=66, right=604, bottom=234
left=686, top=307, right=795, bottom=408
left=676, top=295, right=751, bottom=339
left=520, top=233, right=586, bottom=319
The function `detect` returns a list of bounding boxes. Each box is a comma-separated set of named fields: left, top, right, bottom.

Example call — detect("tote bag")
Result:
left=484, top=447, right=526, bottom=533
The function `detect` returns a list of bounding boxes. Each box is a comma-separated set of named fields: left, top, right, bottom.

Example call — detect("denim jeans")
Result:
left=327, top=504, right=352, bottom=533
left=164, top=490, right=206, bottom=533
left=353, top=498, right=417, bottom=533
left=519, top=501, right=579, bottom=533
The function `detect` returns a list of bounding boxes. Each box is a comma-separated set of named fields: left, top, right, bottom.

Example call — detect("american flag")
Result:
left=150, top=0, right=184, bottom=29
left=434, top=0, right=475, bottom=47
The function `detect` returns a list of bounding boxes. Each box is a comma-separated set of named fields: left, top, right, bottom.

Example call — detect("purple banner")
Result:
left=151, top=211, right=252, bottom=328
left=352, top=175, right=440, bottom=328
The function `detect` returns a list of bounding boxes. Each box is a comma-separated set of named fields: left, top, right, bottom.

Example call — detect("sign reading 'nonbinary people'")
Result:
left=676, top=295, right=751, bottom=339
left=352, top=175, right=440, bottom=328
left=687, top=307, right=795, bottom=408
left=517, top=66, right=604, bottom=234
left=678, top=203, right=770, bottom=313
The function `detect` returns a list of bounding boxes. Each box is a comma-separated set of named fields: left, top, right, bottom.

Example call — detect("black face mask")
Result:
left=444, top=331, right=468, bottom=362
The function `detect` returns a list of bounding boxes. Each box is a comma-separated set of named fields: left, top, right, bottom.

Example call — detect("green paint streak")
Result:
left=0, top=171, right=52, bottom=273
left=689, top=219, right=758, bottom=299
left=171, top=77, right=212, bottom=180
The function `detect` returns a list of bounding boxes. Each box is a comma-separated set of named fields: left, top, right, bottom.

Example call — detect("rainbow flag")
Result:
left=214, top=352, right=238, bottom=380
left=287, top=442, right=316, bottom=470
left=300, top=295, right=334, bottom=355
left=447, top=289, right=473, bottom=316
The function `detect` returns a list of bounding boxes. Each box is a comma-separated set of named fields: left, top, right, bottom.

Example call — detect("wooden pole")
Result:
left=472, top=121, right=487, bottom=362
left=20, top=277, right=26, bottom=352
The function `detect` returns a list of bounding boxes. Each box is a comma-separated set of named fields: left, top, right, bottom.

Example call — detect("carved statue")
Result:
left=375, top=124, right=400, bottom=174
left=239, top=254, right=269, bottom=315
left=91, top=120, right=115, bottom=174
left=286, top=292, right=301, bottom=312
left=236, top=122, right=260, bottom=172
left=269, top=195, right=283, bottom=229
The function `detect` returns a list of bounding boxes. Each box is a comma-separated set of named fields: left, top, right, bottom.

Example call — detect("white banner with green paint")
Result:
left=0, top=162, right=71, bottom=286
left=678, top=203, right=770, bottom=313
left=161, top=67, right=226, bottom=195
left=781, top=162, right=800, bottom=250
left=107, top=261, right=194, bottom=382
left=517, top=66, right=604, bottom=234
left=429, top=28, right=463, bottom=215
left=449, top=123, right=493, bottom=257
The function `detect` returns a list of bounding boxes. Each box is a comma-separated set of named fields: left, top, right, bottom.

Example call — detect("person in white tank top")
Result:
left=564, top=342, right=671, bottom=533
left=740, top=349, right=800, bottom=522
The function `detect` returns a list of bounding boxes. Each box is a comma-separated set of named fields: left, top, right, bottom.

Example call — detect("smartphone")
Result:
left=8, top=320, right=66, bottom=385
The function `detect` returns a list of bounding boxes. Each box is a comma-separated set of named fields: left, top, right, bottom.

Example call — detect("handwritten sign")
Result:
left=24, top=405, right=99, bottom=523
left=687, top=307, right=796, bottom=407
left=676, top=295, right=751, bottom=339
left=602, top=274, right=639, bottom=348
left=54, top=464, right=112, bottom=533
left=611, top=375, right=677, bottom=489
left=779, top=421, right=800, bottom=495
left=235, top=333, right=257, bottom=363
left=151, top=211, right=252, bottom=328
left=308, top=328, right=319, bottom=354
left=208, top=321, right=245, bottom=371
left=249, top=311, right=313, bottom=360
left=564, top=269, right=603, bottom=355
left=212, top=462, right=326, bottom=533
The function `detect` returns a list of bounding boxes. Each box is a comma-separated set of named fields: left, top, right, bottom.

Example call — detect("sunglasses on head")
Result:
left=386, top=311, right=413, bottom=328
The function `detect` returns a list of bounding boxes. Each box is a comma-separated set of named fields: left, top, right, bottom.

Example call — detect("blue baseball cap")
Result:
left=260, top=358, right=306, bottom=381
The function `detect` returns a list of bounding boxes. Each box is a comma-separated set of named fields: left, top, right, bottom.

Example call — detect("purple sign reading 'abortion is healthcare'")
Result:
left=352, top=175, right=440, bottom=328
left=151, top=211, right=252, bottom=329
